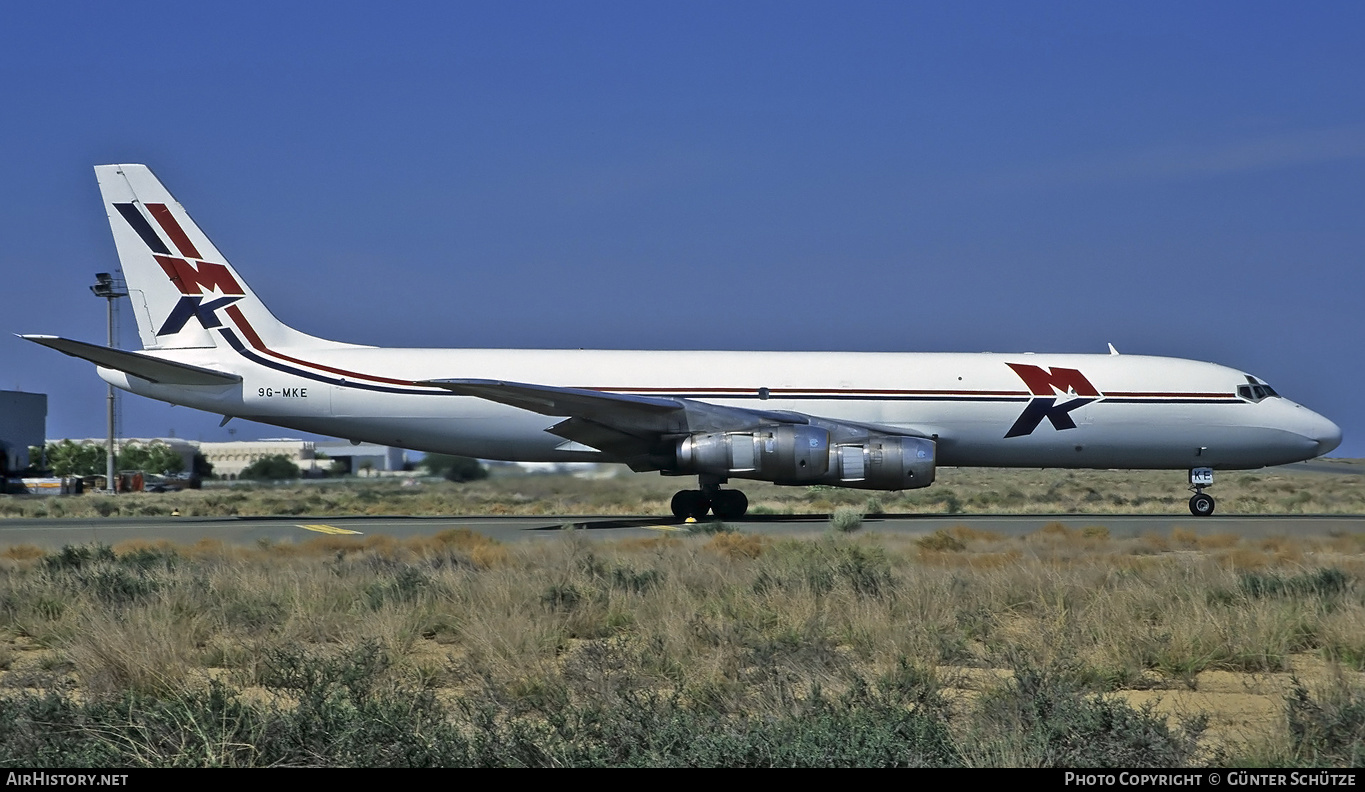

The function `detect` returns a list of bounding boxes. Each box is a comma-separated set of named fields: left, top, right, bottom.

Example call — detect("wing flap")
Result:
left=547, top=416, right=659, bottom=456
left=21, top=335, right=241, bottom=386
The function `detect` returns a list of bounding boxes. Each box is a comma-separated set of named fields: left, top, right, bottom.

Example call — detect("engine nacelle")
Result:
left=825, top=435, right=935, bottom=490
left=675, top=425, right=830, bottom=483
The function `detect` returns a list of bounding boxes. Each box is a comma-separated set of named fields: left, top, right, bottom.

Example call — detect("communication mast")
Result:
left=90, top=272, right=127, bottom=492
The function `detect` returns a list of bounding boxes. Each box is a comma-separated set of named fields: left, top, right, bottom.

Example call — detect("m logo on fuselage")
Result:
left=1004, top=363, right=1101, bottom=438
left=153, top=255, right=246, bottom=336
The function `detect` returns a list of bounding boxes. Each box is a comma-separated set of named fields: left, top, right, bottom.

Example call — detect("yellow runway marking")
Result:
left=644, top=524, right=685, bottom=532
left=298, top=523, right=363, bottom=535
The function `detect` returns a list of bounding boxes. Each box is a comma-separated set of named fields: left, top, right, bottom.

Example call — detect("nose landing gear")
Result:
left=1188, top=467, right=1216, bottom=516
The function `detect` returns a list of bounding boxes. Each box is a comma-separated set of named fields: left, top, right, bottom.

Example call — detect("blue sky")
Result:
left=2, top=2, right=1362, bottom=456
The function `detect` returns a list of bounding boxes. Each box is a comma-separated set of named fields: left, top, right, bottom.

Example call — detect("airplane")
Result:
left=23, top=164, right=1342, bottom=519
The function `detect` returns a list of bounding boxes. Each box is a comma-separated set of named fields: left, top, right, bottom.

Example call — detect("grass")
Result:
left=829, top=506, right=864, bottom=533
left=1, top=525, right=1364, bottom=765
left=5, top=462, right=1365, bottom=519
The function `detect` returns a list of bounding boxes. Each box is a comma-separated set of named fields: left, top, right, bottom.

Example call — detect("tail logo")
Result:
left=154, top=256, right=244, bottom=297
left=114, top=202, right=246, bottom=337
left=153, top=257, right=245, bottom=336
left=1004, top=363, right=1100, bottom=438
left=156, top=294, right=244, bottom=335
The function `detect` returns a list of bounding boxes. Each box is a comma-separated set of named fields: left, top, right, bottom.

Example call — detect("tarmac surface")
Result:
left=1, top=512, right=1362, bottom=549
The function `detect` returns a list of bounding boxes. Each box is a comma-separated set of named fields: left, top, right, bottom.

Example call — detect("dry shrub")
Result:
left=706, top=533, right=769, bottom=559
left=1105, top=553, right=1145, bottom=570
left=186, top=538, right=228, bottom=557
left=917, top=530, right=966, bottom=552
left=968, top=550, right=1022, bottom=569
left=1140, top=532, right=1169, bottom=553
left=424, top=528, right=508, bottom=567
left=110, top=538, right=179, bottom=558
left=919, top=550, right=1019, bottom=569
left=1259, top=536, right=1304, bottom=563
left=1170, top=527, right=1199, bottom=547
left=261, top=537, right=359, bottom=558
left=1035, top=521, right=1072, bottom=540
left=1081, top=525, right=1110, bottom=540
left=1331, top=557, right=1365, bottom=580
left=830, top=507, right=865, bottom=533
left=5, top=521, right=1364, bottom=766
left=1327, top=534, right=1365, bottom=555
left=1, top=545, right=46, bottom=561
left=1224, top=548, right=1273, bottom=569
left=949, top=525, right=1004, bottom=543
left=360, top=534, right=403, bottom=558
left=1197, top=533, right=1241, bottom=550
left=614, top=536, right=682, bottom=553
left=1318, top=608, right=1365, bottom=670
left=65, top=610, right=207, bottom=698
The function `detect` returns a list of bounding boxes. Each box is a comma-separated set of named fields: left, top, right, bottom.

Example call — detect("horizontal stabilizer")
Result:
left=20, top=335, right=241, bottom=386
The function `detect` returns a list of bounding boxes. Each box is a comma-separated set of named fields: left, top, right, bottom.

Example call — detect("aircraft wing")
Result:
left=424, top=379, right=683, bottom=422
left=421, top=378, right=930, bottom=468
left=20, top=335, right=242, bottom=386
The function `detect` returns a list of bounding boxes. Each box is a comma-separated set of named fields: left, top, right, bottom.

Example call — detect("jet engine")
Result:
left=675, top=425, right=830, bottom=483
left=826, top=435, right=935, bottom=490
left=673, top=426, right=935, bottom=490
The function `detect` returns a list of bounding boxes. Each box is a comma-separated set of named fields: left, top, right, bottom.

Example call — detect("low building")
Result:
left=49, top=437, right=409, bottom=480
left=196, top=439, right=318, bottom=479
left=0, top=391, right=47, bottom=475
left=313, top=441, right=408, bottom=475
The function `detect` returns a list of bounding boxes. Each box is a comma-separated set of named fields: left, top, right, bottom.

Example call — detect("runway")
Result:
left=1, top=513, right=1362, bottom=549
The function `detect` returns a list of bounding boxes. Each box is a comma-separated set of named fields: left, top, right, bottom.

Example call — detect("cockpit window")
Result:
left=1238, top=380, right=1281, bottom=403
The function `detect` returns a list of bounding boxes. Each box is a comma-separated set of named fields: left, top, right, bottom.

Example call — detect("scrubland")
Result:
left=3, top=461, right=1365, bottom=519
left=1, top=524, right=1364, bottom=767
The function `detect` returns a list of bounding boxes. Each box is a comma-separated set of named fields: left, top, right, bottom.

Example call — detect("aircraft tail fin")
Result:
left=95, top=164, right=350, bottom=353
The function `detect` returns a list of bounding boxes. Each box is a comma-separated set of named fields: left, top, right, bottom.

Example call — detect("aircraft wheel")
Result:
left=1189, top=493, right=1216, bottom=517
left=670, top=490, right=711, bottom=519
left=669, top=490, right=692, bottom=518
left=711, top=490, right=749, bottom=520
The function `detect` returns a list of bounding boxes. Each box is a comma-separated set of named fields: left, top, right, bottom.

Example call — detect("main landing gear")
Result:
left=670, top=475, right=749, bottom=520
left=1188, top=467, right=1216, bottom=517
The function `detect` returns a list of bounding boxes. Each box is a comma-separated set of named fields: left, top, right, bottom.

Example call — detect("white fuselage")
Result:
left=99, top=347, right=1340, bottom=471
left=70, top=163, right=1340, bottom=483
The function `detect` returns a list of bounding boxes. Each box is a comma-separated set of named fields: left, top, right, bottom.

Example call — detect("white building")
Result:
left=196, top=439, right=318, bottom=479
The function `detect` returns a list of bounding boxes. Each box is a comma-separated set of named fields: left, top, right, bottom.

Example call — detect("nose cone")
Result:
left=1309, top=412, right=1343, bottom=457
